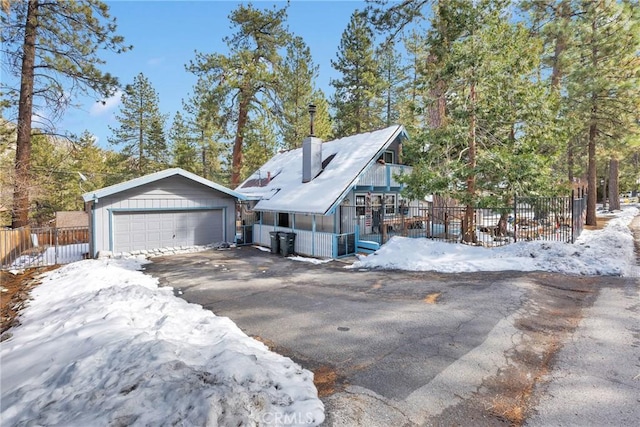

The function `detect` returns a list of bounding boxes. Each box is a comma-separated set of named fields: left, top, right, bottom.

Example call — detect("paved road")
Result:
left=145, top=245, right=639, bottom=426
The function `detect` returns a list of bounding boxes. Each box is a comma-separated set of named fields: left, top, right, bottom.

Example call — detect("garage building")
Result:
left=83, top=168, right=245, bottom=257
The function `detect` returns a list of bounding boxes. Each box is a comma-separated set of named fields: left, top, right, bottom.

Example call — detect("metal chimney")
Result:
left=308, top=104, right=316, bottom=137
left=302, top=104, right=322, bottom=183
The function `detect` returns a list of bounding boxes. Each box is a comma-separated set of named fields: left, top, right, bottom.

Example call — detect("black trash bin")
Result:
left=269, top=231, right=280, bottom=254
left=279, top=232, right=296, bottom=257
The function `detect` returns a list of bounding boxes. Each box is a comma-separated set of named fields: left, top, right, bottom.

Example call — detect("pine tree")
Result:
left=183, top=78, right=228, bottom=182
left=108, top=73, right=169, bottom=177
left=522, top=0, right=580, bottom=184
left=72, top=130, right=110, bottom=192
left=330, top=10, right=384, bottom=137
left=1, top=0, right=129, bottom=227
left=401, top=2, right=562, bottom=242
left=565, top=0, right=640, bottom=225
left=279, top=36, right=317, bottom=149
left=241, top=113, right=279, bottom=180
left=169, top=111, right=198, bottom=173
left=310, top=90, right=333, bottom=141
left=375, top=40, right=407, bottom=127
left=187, top=4, right=290, bottom=187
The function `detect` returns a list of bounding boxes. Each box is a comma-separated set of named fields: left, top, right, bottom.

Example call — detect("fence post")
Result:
left=54, top=227, right=59, bottom=265
left=513, top=195, right=518, bottom=243
left=570, top=190, right=575, bottom=243
left=381, top=206, right=387, bottom=244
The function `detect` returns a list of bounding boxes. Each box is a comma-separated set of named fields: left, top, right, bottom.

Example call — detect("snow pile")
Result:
left=9, top=243, right=89, bottom=269
left=1, top=258, right=324, bottom=426
left=288, top=256, right=333, bottom=265
left=351, top=207, right=638, bottom=277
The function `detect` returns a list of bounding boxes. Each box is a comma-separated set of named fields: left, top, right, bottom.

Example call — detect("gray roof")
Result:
left=82, top=168, right=246, bottom=202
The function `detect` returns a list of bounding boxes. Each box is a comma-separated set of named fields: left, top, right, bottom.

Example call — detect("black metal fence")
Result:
left=341, top=192, right=588, bottom=247
left=1, top=226, right=90, bottom=270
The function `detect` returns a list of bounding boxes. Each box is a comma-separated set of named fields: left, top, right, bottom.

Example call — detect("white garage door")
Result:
left=113, top=210, right=223, bottom=252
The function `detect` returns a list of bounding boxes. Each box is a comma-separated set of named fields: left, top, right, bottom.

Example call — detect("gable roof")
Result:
left=82, top=168, right=246, bottom=202
left=236, top=125, right=407, bottom=215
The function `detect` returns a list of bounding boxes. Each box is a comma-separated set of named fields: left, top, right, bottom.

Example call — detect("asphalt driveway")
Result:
left=144, top=246, right=638, bottom=426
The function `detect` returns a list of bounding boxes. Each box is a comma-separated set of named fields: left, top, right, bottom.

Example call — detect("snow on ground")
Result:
left=351, top=207, right=639, bottom=277
left=0, top=258, right=324, bottom=426
left=288, top=256, right=333, bottom=265
left=9, top=243, right=89, bottom=269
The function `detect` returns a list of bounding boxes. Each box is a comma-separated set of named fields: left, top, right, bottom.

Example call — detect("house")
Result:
left=83, top=168, right=246, bottom=257
left=54, top=211, right=89, bottom=228
left=235, top=125, right=427, bottom=258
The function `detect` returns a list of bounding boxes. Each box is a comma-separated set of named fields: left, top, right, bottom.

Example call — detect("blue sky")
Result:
left=59, top=0, right=373, bottom=148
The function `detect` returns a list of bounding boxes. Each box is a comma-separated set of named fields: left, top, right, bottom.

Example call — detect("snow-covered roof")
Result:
left=236, top=125, right=407, bottom=215
left=82, top=168, right=246, bottom=202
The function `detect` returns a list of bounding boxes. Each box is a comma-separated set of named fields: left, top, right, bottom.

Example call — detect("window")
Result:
left=355, top=194, right=367, bottom=216
left=277, top=212, right=290, bottom=228
left=384, top=194, right=396, bottom=214
left=372, top=195, right=383, bottom=209
left=378, top=150, right=394, bottom=164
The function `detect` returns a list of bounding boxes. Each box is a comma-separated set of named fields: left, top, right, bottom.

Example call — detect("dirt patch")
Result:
left=630, top=215, right=640, bottom=264
left=252, top=335, right=345, bottom=398
left=584, top=216, right=612, bottom=231
left=313, top=365, right=342, bottom=397
left=427, top=275, right=598, bottom=426
left=1, top=266, right=57, bottom=337
left=423, top=292, right=441, bottom=304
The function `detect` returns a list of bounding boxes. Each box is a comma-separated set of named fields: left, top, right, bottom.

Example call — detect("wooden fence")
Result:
left=1, top=226, right=90, bottom=270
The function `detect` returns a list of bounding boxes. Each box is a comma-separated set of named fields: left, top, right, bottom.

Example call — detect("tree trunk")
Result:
left=608, top=157, right=620, bottom=210
left=427, top=54, right=446, bottom=129
left=601, top=164, right=607, bottom=211
left=550, top=0, right=569, bottom=88
left=586, top=119, right=597, bottom=225
left=138, top=91, right=144, bottom=175
left=231, top=91, right=250, bottom=188
left=567, top=137, right=574, bottom=183
left=585, top=17, right=598, bottom=226
left=201, top=132, right=208, bottom=179
left=12, top=0, right=39, bottom=228
left=463, top=81, right=477, bottom=244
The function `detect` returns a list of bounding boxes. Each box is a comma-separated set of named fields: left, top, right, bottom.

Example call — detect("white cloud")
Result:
left=90, top=90, right=122, bottom=117
left=147, top=57, right=165, bottom=66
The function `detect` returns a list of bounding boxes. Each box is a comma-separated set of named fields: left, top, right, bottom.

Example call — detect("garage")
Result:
left=83, top=168, right=246, bottom=257
left=112, top=209, right=223, bottom=252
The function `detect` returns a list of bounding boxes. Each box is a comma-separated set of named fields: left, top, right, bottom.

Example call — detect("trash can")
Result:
left=269, top=231, right=280, bottom=254
left=279, top=232, right=296, bottom=257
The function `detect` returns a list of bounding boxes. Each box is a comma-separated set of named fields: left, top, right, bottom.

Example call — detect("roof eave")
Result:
left=323, top=125, right=407, bottom=215
left=82, top=168, right=246, bottom=202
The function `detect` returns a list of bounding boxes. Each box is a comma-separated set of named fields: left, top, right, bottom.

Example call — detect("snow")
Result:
left=351, top=207, right=639, bottom=277
left=288, top=256, right=333, bottom=265
left=236, top=125, right=404, bottom=215
left=0, top=258, right=324, bottom=426
left=9, top=243, right=89, bottom=269
left=2, top=206, right=637, bottom=426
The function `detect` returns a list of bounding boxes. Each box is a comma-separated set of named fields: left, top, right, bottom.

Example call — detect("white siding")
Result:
left=255, top=224, right=334, bottom=258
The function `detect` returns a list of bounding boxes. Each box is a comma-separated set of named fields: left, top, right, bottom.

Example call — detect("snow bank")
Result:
left=1, top=258, right=324, bottom=426
left=351, top=207, right=638, bottom=277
